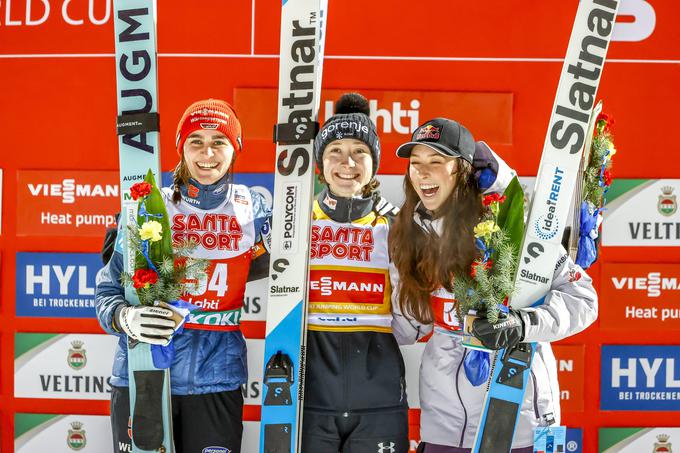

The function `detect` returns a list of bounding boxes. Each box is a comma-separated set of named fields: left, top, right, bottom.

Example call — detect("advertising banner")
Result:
left=16, top=252, right=101, bottom=318
left=14, top=414, right=268, bottom=453
left=0, top=168, right=3, bottom=235
left=601, top=263, right=680, bottom=330
left=376, top=175, right=406, bottom=208
left=14, top=333, right=117, bottom=400
left=553, top=345, right=585, bottom=413
left=17, top=171, right=119, bottom=237
left=599, top=427, right=680, bottom=452
left=602, top=179, right=680, bottom=246
left=15, top=414, right=112, bottom=453
left=234, top=88, right=513, bottom=147
left=242, top=280, right=268, bottom=324
left=601, top=345, right=680, bottom=411
left=244, top=338, right=264, bottom=407
left=566, top=428, right=583, bottom=453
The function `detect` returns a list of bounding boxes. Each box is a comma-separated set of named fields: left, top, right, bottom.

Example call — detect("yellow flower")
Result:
left=474, top=220, right=500, bottom=238
left=139, top=220, right=163, bottom=242
left=606, top=143, right=617, bottom=160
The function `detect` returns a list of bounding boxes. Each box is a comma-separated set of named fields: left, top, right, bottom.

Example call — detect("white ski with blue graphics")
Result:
left=259, top=0, right=328, bottom=451
left=472, top=1, right=619, bottom=451
left=113, top=1, right=174, bottom=452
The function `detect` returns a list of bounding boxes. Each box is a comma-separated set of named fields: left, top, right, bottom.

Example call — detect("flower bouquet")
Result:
left=120, top=170, right=209, bottom=367
left=575, top=111, right=616, bottom=269
left=454, top=177, right=525, bottom=349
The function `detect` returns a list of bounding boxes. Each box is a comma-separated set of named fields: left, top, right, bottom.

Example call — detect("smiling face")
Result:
left=408, top=144, right=460, bottom=212
left=183, top=130, right=235, bottom=185
left=322, top=139, right=373, bottom=197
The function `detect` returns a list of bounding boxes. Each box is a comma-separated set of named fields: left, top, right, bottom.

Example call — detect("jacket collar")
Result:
left=179, top=176, right=230, bottom=210
left=317, top=187, right=375, bottom=223
left=413, top=202, right=444, bottom=237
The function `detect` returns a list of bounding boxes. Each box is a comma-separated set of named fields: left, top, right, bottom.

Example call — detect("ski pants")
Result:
left=301, top=407, right=409, bottom=453
left=110, top=385, right=243, bottom=453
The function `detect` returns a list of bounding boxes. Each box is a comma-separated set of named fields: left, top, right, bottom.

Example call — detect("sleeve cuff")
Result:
left=112, top=304, right=126, bottom=333
left=519, top=309, right=539, bottom=343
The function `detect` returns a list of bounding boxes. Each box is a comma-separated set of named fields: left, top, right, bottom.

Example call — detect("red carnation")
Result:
left=130, top=182, right=152, bottom=200
left=132, top=269, right=158, bottom=289
left=482, top=193, right=506, bottom=206
left=596, top=112, right=614, bottom=133
left=471, top=259, right=493, bottom=278
left=603, top=169, right=613, bottom=186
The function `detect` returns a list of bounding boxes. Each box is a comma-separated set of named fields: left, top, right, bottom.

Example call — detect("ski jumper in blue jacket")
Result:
left=96, top=99, right=271, bottom=453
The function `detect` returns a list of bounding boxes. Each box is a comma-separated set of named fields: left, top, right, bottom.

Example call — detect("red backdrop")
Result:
left=1, top=0, right=680, bottom=451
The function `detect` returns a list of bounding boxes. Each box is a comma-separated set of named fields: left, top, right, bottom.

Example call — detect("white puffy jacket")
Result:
left=390, top=250, right=597, bottom=449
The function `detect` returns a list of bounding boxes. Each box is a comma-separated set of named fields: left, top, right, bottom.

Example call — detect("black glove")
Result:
left=472, top=309, right=524, bottom=350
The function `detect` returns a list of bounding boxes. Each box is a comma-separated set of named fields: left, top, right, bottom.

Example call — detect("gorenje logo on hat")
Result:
left=415, top=124, right=441, bottom=141
left=320, top=120, right=369, bottom=141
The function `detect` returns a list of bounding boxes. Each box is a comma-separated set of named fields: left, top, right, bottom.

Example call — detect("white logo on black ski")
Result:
left=295, top=123, right=308, bottom=140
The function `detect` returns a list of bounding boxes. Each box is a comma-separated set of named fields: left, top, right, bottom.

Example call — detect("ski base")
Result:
left=473, top=344, right=535, bottom=453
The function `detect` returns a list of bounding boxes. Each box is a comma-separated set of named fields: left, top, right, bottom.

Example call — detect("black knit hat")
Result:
left=314, top=93, right=381, bottom=177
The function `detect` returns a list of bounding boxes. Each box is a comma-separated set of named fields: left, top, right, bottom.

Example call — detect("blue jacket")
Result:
left=95, top=178, right=271, bottom=395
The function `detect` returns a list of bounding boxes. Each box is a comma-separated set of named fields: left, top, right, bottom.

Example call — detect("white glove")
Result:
left=116, top=304, right=179, bottom=346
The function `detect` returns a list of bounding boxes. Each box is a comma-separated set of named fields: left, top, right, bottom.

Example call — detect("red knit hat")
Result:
left=175, top=99, right=242, bottom=156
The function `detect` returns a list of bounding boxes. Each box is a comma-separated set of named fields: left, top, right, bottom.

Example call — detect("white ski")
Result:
left=259, top=0, right=328, bottom=452
left=473, top=1, right=620, bottom=451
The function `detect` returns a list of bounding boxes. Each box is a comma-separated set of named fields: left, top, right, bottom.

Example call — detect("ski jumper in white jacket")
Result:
left=392, top=243, right=597, bottom=449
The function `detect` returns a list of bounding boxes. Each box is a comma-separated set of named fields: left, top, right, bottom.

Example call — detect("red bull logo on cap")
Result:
left=416, top=124, right=440, bottom=140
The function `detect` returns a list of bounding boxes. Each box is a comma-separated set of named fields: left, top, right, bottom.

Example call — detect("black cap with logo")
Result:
left=396, top=117, right=475, bottom=163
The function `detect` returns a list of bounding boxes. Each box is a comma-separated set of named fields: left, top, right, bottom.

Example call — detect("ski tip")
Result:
left=335, top=93, right=370, bottom=116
